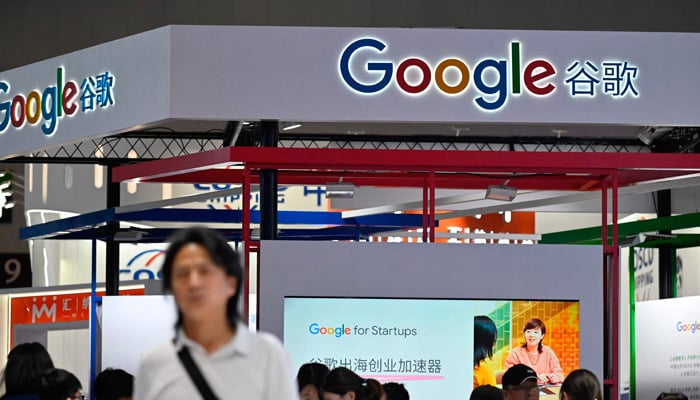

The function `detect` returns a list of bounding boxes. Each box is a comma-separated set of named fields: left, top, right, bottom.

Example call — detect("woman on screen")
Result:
left=473, top=315, right=499, bottom=388
left=505, top=318, right=563, bottom=385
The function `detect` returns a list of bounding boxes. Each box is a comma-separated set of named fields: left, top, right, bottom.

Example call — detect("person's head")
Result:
left=470, top=385, right=504, bottom=400
left=2, top=342, right=54, bottom=395
left=297, top=362, right=330, bottom=400
left=321, top=367, right=382, bottom=400
left=521, top=318, right=546, bottom=352
left=366, top=380, right=384, bottom=400
left=502, top=364, right=539, bottom=400
left=161, top=227, right=244, bottom=330
left=39, top=368, right=82, bottom=400
left=93, top=368, right=134, bottom=400
left=559, top=369, right=601, bottom=400
left=656, top=393, right=689, bottom=400
left=474, top=315, right=498, bottom=367
left=382, top=382, right=409, bottom=400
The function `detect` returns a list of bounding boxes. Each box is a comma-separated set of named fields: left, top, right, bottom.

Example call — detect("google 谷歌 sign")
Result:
left=339, top=38, right=639, bottom=112
left=0, top=67, right=115, bottom=136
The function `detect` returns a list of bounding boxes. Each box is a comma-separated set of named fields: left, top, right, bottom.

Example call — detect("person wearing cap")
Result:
left=501, top=364, right=539, bottom=400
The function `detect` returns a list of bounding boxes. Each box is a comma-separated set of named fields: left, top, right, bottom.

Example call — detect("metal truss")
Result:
left=3, top=130, right=650, bottom=165
left=7, top=132, right=226, bottom=164
left=279, top=135, right=649, bottom=153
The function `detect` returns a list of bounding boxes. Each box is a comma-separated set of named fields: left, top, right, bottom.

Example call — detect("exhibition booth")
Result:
left=2, top=25, right=700, bottom=399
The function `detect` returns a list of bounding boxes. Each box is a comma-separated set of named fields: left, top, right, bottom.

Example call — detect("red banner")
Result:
left=10, top=288, right=144, bottom=325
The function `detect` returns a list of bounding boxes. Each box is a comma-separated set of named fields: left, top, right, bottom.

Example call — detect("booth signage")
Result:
left=10, top=288, right=143, bottom=325
left=0, top=67, right=115, bottom=136
left=340, top=38, right=639, bottom=112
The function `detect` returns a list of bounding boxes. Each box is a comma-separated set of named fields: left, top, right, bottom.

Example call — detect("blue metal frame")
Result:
left=20, top=208, right=431, bottom=241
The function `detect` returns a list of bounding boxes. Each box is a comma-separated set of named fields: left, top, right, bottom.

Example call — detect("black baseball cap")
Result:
left=502, top=364, right=537, bottom=388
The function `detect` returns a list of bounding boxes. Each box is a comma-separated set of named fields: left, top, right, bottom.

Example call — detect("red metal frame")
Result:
left=114, top=147, right=700, bottom=400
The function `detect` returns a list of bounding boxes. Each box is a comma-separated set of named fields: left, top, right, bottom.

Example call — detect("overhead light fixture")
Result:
left=114, top=230, right=144, bottom=242
left=620, top=233, right=646, bottom=247
left=485, top=181, right=517, bottom=201
left=637, top=126, right=674, bottom=145
left=281, top=122, right=302, bottom=131
left=326, top=181, right=355, bottom=198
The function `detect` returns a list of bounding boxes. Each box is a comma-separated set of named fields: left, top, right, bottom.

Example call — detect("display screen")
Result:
left=284, top=297, right=579, bottom=399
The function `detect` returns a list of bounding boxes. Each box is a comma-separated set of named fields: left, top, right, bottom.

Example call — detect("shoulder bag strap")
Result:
left=176, top=346, right=221, bottom=400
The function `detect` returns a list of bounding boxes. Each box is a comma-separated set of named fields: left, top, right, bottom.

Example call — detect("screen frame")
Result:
left=259, top=241, right=603, bottom=380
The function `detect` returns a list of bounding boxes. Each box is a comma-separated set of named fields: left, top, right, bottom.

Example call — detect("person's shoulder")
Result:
left=542, top=345, right=557, bottom=354
left=1, top=395, right=40, bottom=400
left=140, top=339, right=177, bottom=369
left=249, top=330, right=285, bottom=349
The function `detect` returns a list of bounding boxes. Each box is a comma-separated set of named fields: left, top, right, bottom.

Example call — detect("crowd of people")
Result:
left=0, top=228, right=686, bottom=400
left=0, top=342, right=133, bottom=400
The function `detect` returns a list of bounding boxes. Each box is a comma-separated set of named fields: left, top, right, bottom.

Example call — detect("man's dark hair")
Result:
left=383, top=382, right=410, bottom=400
left=94, top=368, right=134, bottom=400
left=470, top=385, right=503, bottom=400
left=39, top=368, right=81, bottom=400
left=657, top=393, right=689, bottom=400
left=160, top=227, right=244, bottom=329
left=296, top=362, right=329, bottom=392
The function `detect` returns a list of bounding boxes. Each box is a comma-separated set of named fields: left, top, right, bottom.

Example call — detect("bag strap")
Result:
left=176, top=346, right=221, bottom=400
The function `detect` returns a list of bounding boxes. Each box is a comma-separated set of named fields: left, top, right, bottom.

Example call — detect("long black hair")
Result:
left=474, top=315, right=498, bottom=367
left=2, top=342, right=54, bottom=395
left=160, top=227, right=244, bottom=330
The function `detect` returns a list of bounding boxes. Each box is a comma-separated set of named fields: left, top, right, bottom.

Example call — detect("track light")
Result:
left=637, top=126, right=673, bottom=146
left=620, top=233, right=646, bottom=247
left=281, top=122, right=302, bottom=131
left=326, top=181, right=355, bottom=198
left=485, top=182, right=517, bottom=201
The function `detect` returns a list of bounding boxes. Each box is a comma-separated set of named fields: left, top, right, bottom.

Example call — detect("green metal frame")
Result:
left=542, top=212, right=696, bottom=400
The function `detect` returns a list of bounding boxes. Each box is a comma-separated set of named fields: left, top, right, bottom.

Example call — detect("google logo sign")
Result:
left=339, top=39, right=556, bottom=111
left=0, top=67, right=114, bottom=136
left=676, top=321, right=699, bottom=333
left=309, top=323, right=352, bottom=338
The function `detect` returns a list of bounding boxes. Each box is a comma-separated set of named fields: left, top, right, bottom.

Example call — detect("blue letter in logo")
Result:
left=0, top=82, right=10, bottom=133
left=309, top=323, right=320, bottom=334
left=340, top=38, right=393, bottom=94
left=473, top=59, right=508, bottom=111
left=41, top=86, right=58, bottom=136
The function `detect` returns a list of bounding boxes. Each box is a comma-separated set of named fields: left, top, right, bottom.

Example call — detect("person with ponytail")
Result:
left=321, top=367, right=382, bottom=400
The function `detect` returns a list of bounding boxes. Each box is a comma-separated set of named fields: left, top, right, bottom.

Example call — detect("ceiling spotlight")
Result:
left=620, top=233, right=646, bottom=247
left=114, top=230, right=145, bottom=242
left=281, top=122, right=302, bottom=131
left=326, top=181, right=355, bottom=198
left=485, top=182, right=517, bottom=201
left=637, top=126, right=674, bottom=146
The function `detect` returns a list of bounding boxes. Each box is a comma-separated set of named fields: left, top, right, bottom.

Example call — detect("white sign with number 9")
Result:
left=4, top=258, right=21, bottom=283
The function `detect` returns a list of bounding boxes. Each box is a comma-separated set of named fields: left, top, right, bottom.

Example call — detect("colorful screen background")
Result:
left=481, top=300, right=580, bottom=378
